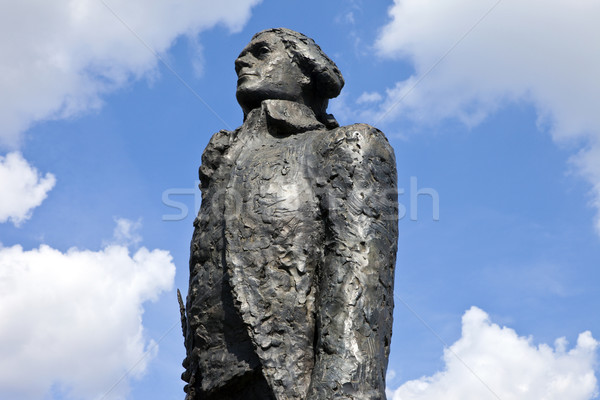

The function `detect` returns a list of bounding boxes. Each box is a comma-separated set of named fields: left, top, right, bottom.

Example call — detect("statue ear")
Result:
left=298, top=72, right=312, bottom=88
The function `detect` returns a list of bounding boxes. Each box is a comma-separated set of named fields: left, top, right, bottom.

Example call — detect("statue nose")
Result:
left=235, top=56, right=252, bottom=74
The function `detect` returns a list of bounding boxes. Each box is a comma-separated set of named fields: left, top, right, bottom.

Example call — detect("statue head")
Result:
left=235, top=28, right=344, bottom=127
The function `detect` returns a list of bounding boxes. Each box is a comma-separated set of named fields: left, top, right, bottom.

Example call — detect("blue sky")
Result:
left=1, top=1, right=599, bottom=399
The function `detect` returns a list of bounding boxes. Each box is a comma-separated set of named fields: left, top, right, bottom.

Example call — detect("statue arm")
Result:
left=308, top=124, right=398, bottom=399
left=182, top=128, right=236, bottom=395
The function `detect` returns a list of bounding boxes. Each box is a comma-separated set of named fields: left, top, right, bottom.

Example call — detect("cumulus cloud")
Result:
left=0, top=152, right=56, bottom=226
left=371, top=0, right=600, bottom=233
left=387, top=307, right=599, bottom=400
left=0, top=220, right=176, bottom=400
left=0, top=0, right=261, bottom=148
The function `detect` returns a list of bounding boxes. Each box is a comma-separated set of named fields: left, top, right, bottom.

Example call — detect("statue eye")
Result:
left=256, top=46, right=270, bottom=57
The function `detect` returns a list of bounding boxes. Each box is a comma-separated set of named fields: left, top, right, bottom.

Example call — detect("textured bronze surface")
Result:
left=181, top=28, right=398, bottom=400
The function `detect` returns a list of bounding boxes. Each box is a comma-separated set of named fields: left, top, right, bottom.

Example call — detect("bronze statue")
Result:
left=181, top=28, right=398, bottom=399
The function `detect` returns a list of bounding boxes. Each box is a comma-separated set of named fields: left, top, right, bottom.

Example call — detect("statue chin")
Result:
left=236, top=76, right=313, bottom=115
left=235, top=88, right=262, bottom=114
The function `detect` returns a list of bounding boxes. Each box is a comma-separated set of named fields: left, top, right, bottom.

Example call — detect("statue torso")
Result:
left=185, top=101, right=327, bottom=398
left=184, top=100, right=398, bottom=400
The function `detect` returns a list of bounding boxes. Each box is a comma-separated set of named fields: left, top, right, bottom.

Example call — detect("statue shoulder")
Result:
left=319, top=123, right=395, bottom=165
left=204, top=128, right=237, bottom=155
left=199, top=128, right=239, bottom=188
left=311, top=123, right=397, bottom=193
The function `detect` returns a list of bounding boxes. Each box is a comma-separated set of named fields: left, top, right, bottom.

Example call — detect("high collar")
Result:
left=243, top=100, right=326, bottom=135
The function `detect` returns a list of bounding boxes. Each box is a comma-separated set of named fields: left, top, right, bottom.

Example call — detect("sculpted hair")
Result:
left=253, top=28, right=344, bottom=99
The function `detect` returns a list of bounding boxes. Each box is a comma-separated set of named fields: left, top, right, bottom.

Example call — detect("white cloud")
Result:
left=0, top=0, right=262, bottom=148
left=372, top=0, right=600, bottom=234
left=109, top=217, right=143, bottom=247
left=387, top=307, right=599, bottom=400
left=0, top=220, right=176, bottom=400
left=356, top=91, right=383, bottom=104
left=0, top=152, right=55, bottom=226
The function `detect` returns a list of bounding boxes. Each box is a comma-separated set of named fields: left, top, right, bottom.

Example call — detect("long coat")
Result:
left=182, top=100, right=398, bottom=400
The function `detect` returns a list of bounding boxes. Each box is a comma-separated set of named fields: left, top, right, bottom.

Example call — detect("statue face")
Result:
left=235, top=32, right=311, bottom=115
